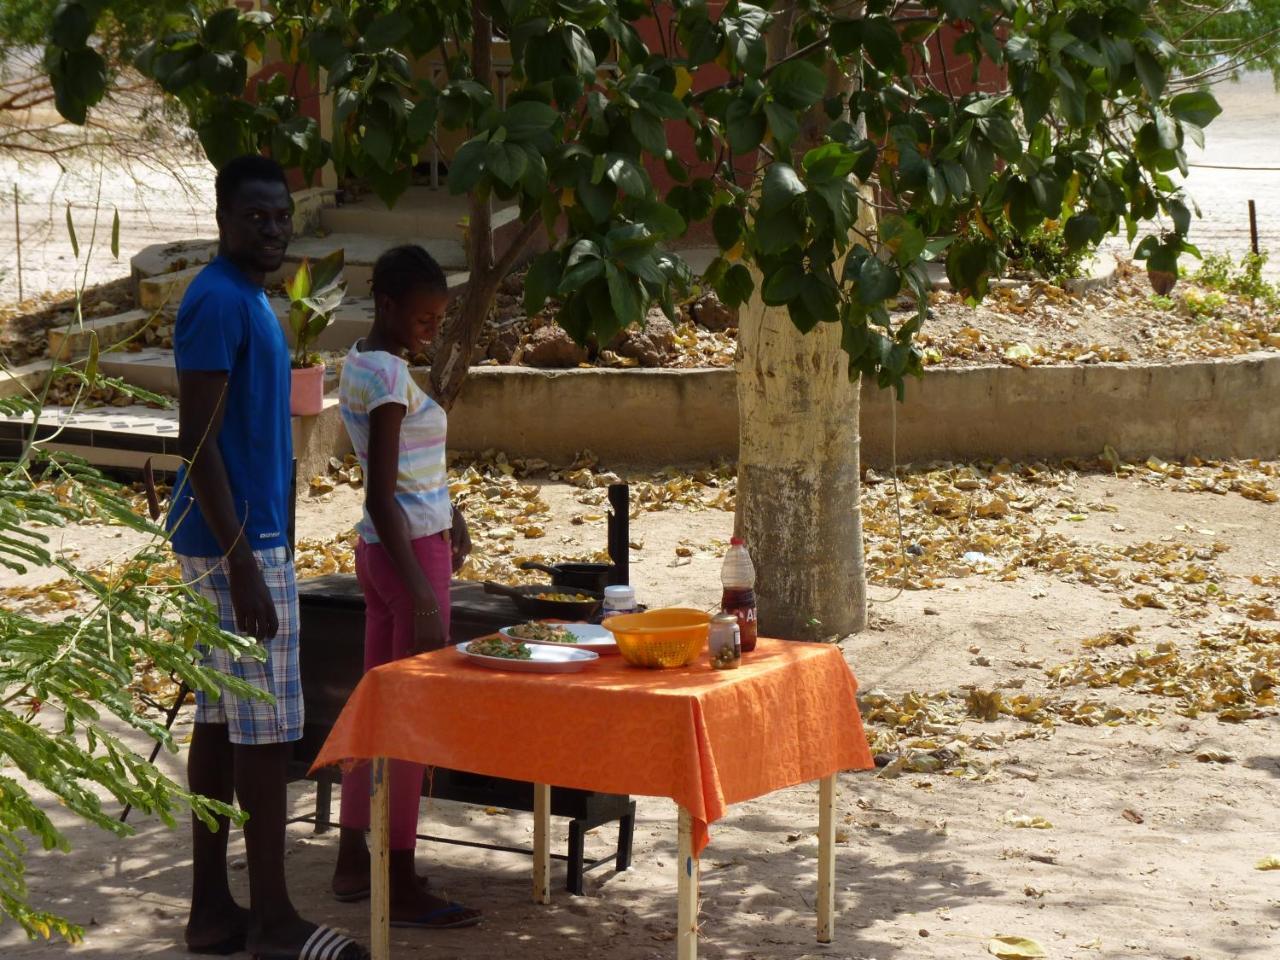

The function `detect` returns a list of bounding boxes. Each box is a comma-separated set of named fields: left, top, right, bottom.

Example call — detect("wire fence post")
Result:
left=1249, top=199, right=1259, bottom=256
left=13, top=182, right=23, bottom=303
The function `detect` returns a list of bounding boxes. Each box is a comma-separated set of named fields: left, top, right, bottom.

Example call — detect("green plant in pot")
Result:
left=286, top=247, right=345, bottom=416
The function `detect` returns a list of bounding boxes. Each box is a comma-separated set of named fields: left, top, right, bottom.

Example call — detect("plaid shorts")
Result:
left=179, top=546, right=303, bottom=745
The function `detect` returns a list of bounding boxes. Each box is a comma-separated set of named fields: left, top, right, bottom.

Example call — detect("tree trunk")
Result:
left=735, top=15, right=870, bottom=642
left=734, top=293, right=866, bottom=641
left=427, top=2, right=541, bottom=412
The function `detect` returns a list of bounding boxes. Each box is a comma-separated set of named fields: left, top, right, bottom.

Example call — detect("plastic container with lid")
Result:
left=603, top=584, right=637, bottom=617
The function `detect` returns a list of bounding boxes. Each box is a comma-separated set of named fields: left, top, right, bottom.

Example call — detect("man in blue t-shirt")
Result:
left=170, top=155, right=367, bottom=960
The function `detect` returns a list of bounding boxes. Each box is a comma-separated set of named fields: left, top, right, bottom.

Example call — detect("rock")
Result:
left=609, top=309, right=676, bottom=366
left=689, top=293, right=737, bottom=331
left=499, top=269, right=526, bottom=297
left=485, top=319, right=524, bottom=364
left=516, top=324, right=587, bottom=368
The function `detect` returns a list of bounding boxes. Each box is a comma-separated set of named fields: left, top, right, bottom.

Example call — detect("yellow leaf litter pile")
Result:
left=916, top=262, right=1280, bottom=368
left=4, top=454, right=1275, bottom=735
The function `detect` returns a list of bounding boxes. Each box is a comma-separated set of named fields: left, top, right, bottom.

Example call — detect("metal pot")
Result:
left=482, top=582, right=603, bottom=620
left=519, top=561, right=615, bottom=594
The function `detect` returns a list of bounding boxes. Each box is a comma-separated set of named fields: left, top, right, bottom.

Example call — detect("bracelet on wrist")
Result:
left=414, top=607, right=439, bottom=618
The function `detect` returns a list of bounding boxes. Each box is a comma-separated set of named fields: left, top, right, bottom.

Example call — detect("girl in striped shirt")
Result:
left=332, top=244, right=480, bottom=928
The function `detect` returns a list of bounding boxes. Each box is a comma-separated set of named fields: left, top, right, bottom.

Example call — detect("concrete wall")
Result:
left=440, top=355, right=1280, bottom=466
left=440, top=367, right=740, bottom=464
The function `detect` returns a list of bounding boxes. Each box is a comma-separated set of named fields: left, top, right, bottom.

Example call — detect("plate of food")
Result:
left=456, top=637, right=600, bottom=673
left=499, top=621, right=618, bottom=653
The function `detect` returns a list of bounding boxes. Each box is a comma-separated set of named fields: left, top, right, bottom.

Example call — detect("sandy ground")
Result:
left=2, top=462, right=1279, bottom=960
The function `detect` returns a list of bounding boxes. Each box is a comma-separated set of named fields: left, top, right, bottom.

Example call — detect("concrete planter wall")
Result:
left=437, top=353, right=1280, bottom=467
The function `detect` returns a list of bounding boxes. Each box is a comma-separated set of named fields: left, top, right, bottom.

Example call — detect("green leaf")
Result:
left=1169, top=91, right=1222, bottom=129
left=761, top=164, right=805, bottom=214
left=799, top=273, right=838, bottom=324
left=607, top=157, right=649, bottom=198
left=407, top=97, right=437, bottom=143
left=631, top=110, right=668, bottom=156
left=504, top=100, right=558, bottom=142
left=364, top=11, right=412, bottom=50
left=945, top=239, right=997, bottom=303
left=769, top=60, right=826, bottom=111
left=85, top=331, right=99, bottom=385
left=1135, top=48, right=1164, bottom=99
left=361, top=122, right=394, bottom=171
left=565, top=24, right=597, bottom=77
left=861, top=17, right=902, bottom=71
left=606, top=262, right=644, bottom=329
left=978, top=115, right=1023, bottom=160
left=829, top=20, right=863, bottom=56
left=524, top=250, right=561, bottom=314
left=486, top=141, right=527, bottom=187
left=755, top=207, right=805, bottom=255
left=308, top=248, right=345, bottom=293
left=761, top=263, right=803, bottom=305
left=1064, top=213, right=1100, bottom=251
left=559, top=257, right=604, bottom=294
left=287, top=259, right=311, bottom=301
left=447, top=136, right=488, bottom=195
left=49, top=46, right=107, bottom=125
left=858, top=257, right=900, bottom=305
left=878, top=215, right=925, bottom=265
left=725, top=96, right=765, bottom=155
left=577, top=177, right=617, bottom=223
left=712, top=205, right=743, bottom=251
left=764, top=101, right=800, bottom=149
left=65, top=204, right=78, bottom=259
left=716, top=263, right=753, bottom=308
left=638, top=201, right=686, bottom=240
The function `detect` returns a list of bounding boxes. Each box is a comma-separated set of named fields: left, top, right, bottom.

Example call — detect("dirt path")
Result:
left=2, top=459, right=1278, bottom=959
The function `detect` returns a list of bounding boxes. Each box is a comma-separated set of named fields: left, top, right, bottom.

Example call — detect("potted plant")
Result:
left=286, top=247, right=345, bottom=416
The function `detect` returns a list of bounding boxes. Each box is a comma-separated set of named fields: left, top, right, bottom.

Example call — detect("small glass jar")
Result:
left=708, top=613, right=741, bottom=669
left=603, top=584, right=637, bottom=617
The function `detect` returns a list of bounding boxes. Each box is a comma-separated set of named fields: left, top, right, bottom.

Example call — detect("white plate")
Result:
left=456, top=640, right=600, bottom=673
left=499, top=623, right=618, bottom=653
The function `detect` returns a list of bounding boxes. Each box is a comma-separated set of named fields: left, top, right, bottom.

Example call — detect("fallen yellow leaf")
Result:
left=1256, top=855, right=1280, bottom=870
left=989, top=935, right=1046, bottom=958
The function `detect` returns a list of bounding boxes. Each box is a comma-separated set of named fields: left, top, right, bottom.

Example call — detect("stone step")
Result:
left=95, top=293, right=381, bottom=397
left=46, top=310, right=157, bottom=360
left=138, top=266, right=204, bottom=313
left=319, top=188, right=520, bottom=239
left=0, top=360, right=52, bottom=401
left=268, top=232, right=468, bottom=291
left=0, top=400, right=347, bottom=489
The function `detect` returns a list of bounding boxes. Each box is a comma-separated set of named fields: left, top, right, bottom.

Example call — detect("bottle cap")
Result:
left=730, top=536, right=744, bottom=546
left=604, top=584, right=635, bottom=597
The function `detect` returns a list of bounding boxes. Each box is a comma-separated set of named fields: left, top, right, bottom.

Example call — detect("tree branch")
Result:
left=493, top=214, right=544, bottom=282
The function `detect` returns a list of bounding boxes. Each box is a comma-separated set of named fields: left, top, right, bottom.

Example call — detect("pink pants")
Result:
left=339, top=532, right=451, bottom=850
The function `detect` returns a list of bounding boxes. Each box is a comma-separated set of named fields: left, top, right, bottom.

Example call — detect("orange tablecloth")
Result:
left=311, top=637, right=874, bottom=853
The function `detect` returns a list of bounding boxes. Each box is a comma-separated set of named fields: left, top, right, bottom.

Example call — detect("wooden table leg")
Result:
left=677, top=806, right=698, bottom=960
left=817, top=773, right=836, bottom=944
left=533, top=782, right=551, bottom=905
left=370, top=758, right=390, bottom=960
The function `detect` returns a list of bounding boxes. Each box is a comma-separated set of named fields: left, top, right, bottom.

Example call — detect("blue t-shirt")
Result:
left=166, top=256, right=293, bottom=558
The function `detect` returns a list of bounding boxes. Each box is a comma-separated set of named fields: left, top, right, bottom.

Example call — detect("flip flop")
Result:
left=332, top=874, right=434, bottom=903
left=252, top=925, right=369, bottom=960
left=389, top=901, right=482, bottom=930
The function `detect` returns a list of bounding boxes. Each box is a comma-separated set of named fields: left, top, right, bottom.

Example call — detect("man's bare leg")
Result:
left=186, top=721, right=249, bottom=953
